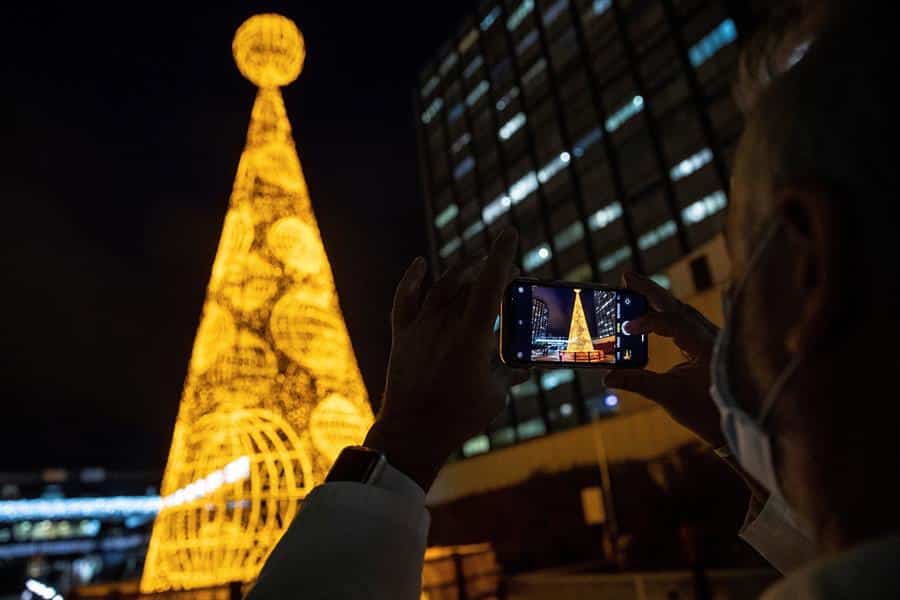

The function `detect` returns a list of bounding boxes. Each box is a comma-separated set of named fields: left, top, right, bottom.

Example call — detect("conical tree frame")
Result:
left=565, top=289, right=594, bottom=353
left=141, top=14, right=373, bottom=592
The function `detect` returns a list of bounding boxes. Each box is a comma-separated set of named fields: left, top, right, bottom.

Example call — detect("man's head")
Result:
left=725, top=1, right=900, bottom=550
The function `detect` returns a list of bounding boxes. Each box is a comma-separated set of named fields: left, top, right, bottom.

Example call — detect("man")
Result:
left=248, top=2, right=899, bottom=597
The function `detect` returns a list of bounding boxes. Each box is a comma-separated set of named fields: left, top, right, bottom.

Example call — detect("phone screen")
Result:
left=500, top=279, right=648, bottom=368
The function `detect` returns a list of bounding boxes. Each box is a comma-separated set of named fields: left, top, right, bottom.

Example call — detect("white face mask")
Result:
left=710, top=220, right=805, bottom=498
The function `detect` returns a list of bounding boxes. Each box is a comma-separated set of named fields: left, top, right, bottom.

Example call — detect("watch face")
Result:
left=324, top=446, right=382, bottom=483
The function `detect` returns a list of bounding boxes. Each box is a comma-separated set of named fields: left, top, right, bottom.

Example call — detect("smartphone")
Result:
left=500, top=278, right=649, bottom=368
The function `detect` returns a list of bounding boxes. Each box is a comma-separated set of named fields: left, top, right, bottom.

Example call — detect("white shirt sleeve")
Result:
left=247, top=463, right=430, bottom=600
left=739, top=493, right=815, bottom=573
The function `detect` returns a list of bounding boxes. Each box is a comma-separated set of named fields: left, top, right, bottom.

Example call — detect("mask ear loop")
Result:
left=720, top=218, right=782, bottom=422
left=747, top=219, right=803, bottom=427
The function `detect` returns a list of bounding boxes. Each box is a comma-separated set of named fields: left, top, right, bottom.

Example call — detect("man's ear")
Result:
left=775, top=183, right=842, bottom=354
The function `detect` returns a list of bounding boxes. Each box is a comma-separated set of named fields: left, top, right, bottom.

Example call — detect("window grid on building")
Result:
left=415, top=0, right=744, bottom=459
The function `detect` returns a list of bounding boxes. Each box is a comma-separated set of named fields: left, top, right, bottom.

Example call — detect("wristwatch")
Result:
left=325, top=445, right=387, bottom=484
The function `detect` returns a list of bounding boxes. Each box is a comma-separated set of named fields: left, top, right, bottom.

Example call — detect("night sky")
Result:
left=0, top=3, right=471, bottom=471
left=532, top=286, right=600, bottom=338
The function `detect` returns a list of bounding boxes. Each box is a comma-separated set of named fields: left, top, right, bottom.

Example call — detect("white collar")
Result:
left=763, top=534, right=900, bottom=599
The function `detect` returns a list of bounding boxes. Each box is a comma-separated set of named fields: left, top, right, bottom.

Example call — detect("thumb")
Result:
left=391, top=257, right=426, bottom=333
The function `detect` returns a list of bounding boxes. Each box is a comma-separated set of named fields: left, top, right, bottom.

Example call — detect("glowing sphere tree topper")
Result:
left=233, top=14, right=305, bottom=88
left=141, top=13, right=373, bottom=592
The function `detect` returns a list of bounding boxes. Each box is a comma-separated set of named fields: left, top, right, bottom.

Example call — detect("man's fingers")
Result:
left=422, top=255, right=485, bottom=314
left=604, top=369, right=674, bottom=404
left=624, top=312, right=711, bottom=357
left=623, top=271, right=678, bottom=312
left=466, top=228, right=518, bottom=325
left=391, top=257, right=426, bottom=332
left=623, top=312, right=677, bottom=337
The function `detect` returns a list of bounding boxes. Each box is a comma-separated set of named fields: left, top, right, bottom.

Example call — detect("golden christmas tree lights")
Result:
left=140, top=14, right=373, bottom=592
left=561, top=289, right=602, bottom=362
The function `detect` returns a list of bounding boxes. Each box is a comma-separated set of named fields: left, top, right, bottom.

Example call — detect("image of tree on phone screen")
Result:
left=529, top=285, right=616, bottom=364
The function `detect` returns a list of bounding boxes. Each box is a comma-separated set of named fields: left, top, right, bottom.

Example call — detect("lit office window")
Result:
left=564, top=262, right=592, bottom=281
left=681, top=190, right=728, bottom=224
left=523, top=243, right=552, bottom=271
left=496, top=86, right=520, bottom=111
left=542, top=0, right=569, bottom=25
left=689, top=19, right=738, bottom=67
left=453, top=156, right=476, bottom=180
left=421, top=98, right=443, bottom=124
left=517, top=417, right=547, bottom=440
left=509, top=171, right=539, bottom=203
left=507, top=0, right=535, bottom=31
left=463, top=220, right=485, bottom=240
left=599, top=246, right=632, bottom=272
left=541, top=369, right=575, bottom=391
left=451, top=132, right=472, bottom=154
left=459, top=29, right=479, bottom=53
left=499, top=112, right=527, bottom=140
left=572, top=127, right=603, bottom=157
left=434, top=204, right=459, bottom=228
left=448, top=103, right=465, bottom=123
left=605, top=95, right=644, bottom=132
left=511, top=379, right=539, bottom=398
left=522, top=58, right=547, bottom=83
left=481, top=6, right=502, bottom=31
left=421, top=76, right=439, bottom=98
left=670, top=147, right=713, bottom=181
left=466, top=80, right=490, bottom=107
left=462, top=435, right=490, bottom=457
left=593, top=0, right=611, bottom=15
left=638, top=220, right=677, bottom=250
left=582, top=0, right=611, bottom=21
left=439, top=52, right=459, bottom=76
left=440, top=237, right=462, bottom=258
left=588, top=202, right=623, bottom=230
left=463, top=55, right=484, bottom=79
left=651, top=273, right=671, bottom=289
left=483, top=194, right=512, bottom=224
left=554, top=221, right=584, bottom=251
left=516, top=30, right=539, bottom=55
left=537, top=151, right=571, bottom=183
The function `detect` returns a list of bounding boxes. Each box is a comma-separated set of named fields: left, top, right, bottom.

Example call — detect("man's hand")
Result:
left=364, top=229, right=528, bottom=492
left=605, top=272, right=726, bottom=448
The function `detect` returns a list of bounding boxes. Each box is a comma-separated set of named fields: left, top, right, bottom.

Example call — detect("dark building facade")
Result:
left=415, top=0, right=746, bottom=459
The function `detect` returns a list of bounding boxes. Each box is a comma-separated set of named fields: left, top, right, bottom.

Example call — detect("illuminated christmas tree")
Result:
left=562, top=289, right=600, bottom=362
left=141, top=14, right=373, bottom=591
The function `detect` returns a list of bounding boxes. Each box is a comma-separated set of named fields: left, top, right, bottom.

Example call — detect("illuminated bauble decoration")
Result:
left=309, top=394, right=371, bottom=462
left=142, top=408, right=314, bottom=590
left=270, top=288, right=351, bottom=372
left=142, top=13, right=372, bottom=592
left=267, top=217, right=323, bottom=273
left=233, top=13, right=305, bottom=88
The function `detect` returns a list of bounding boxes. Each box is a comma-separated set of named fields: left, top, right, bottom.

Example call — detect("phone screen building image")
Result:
left=530, top=285, right=616, bottom=364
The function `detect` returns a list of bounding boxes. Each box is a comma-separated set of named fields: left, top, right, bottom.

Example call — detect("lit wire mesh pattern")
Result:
left=140, top=14, right=373, bottom=592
